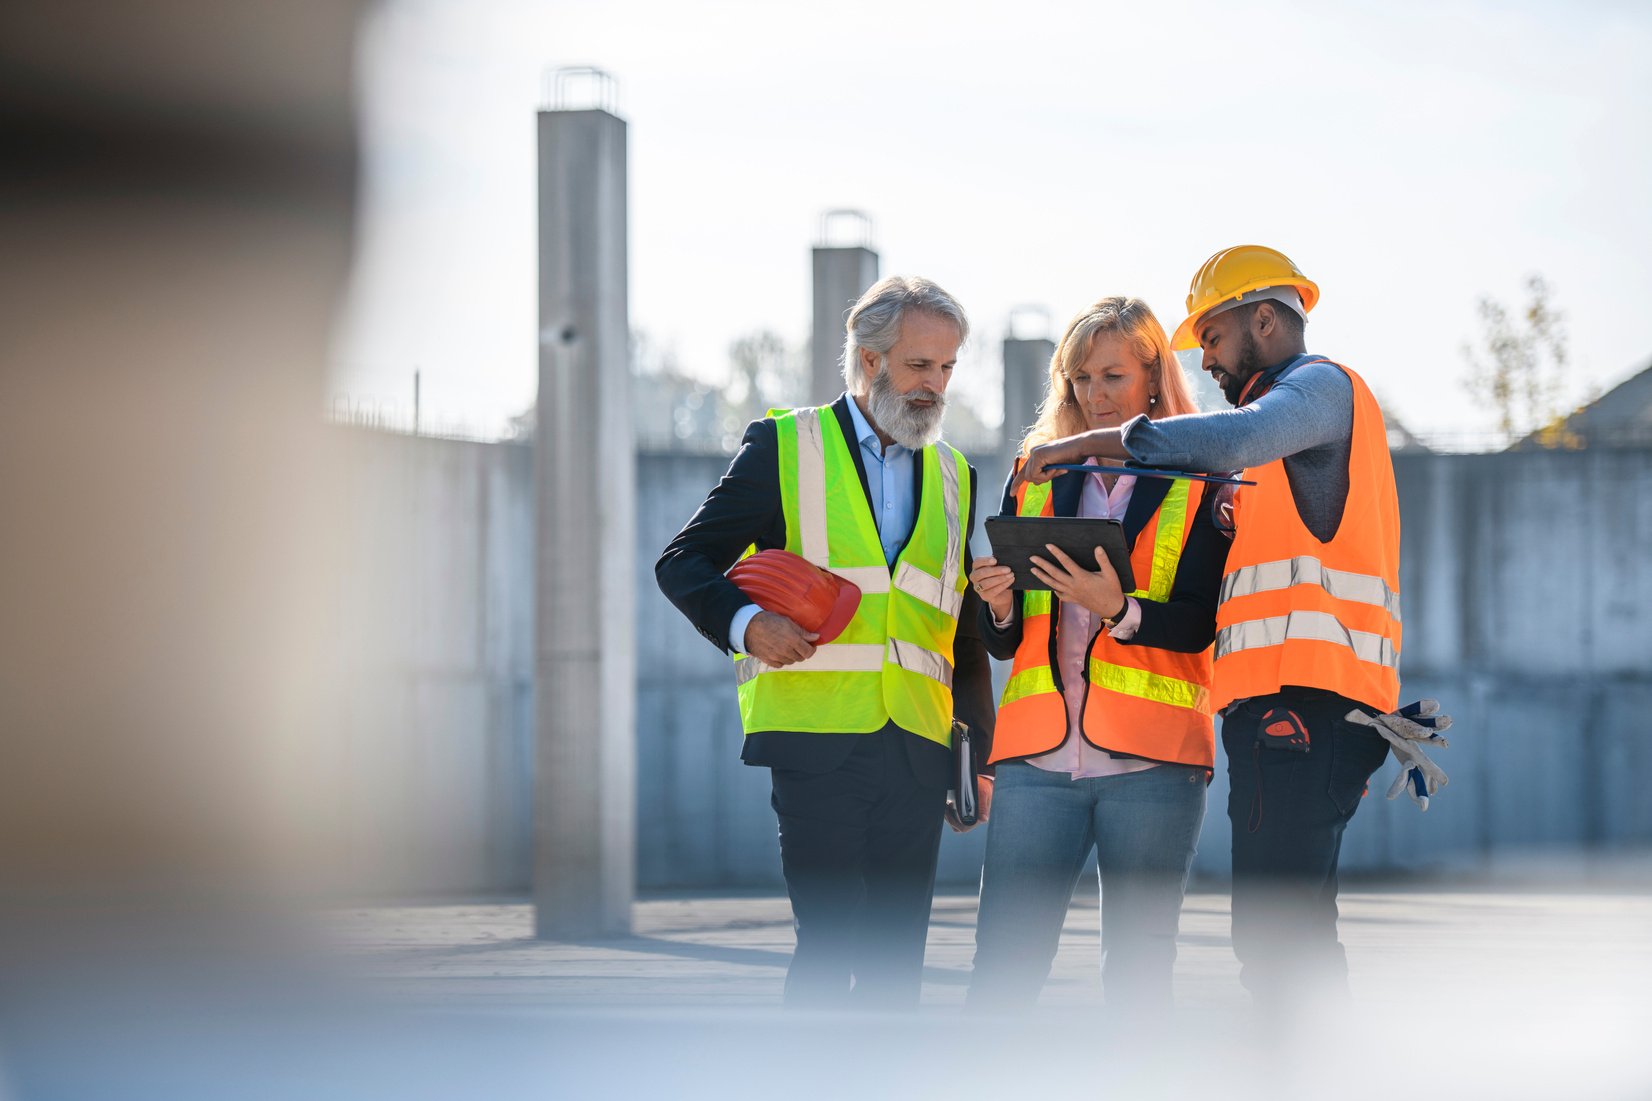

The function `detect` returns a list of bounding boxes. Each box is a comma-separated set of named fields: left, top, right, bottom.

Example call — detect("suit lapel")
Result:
left=829, top=394, right=875, bottom=516
left=891, top=446, right=923, bottom=565
left=1050, top=469, right=1084, bottom=517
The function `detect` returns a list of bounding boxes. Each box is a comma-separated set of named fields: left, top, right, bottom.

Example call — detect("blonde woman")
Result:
left=964, top=297, right=1229, bottom=1010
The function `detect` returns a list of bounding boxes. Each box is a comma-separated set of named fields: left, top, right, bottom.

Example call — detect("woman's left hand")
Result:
left=1029, top=543, right=1126, bottom=620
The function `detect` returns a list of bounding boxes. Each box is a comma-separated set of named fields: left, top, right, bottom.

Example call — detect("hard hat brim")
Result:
left=1171, top=277, right=1321, bottom=352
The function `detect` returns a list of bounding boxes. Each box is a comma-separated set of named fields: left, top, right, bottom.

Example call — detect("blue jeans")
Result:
left=967, top=759, right=1208, bottom=1009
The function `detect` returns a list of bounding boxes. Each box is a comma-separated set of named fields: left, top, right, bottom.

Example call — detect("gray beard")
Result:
left=866, top=363, right=946, bottom=449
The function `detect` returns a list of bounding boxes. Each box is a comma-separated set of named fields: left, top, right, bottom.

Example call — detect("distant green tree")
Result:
left=1461, top=275, right=1575, bottom=446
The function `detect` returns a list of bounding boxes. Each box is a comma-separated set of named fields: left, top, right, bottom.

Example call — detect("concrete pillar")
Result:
left=1002, top=307, right=1055, bottom=459
left=534, top=74, right=635, bottom=938
left=809, top=210, right=879, bottom=405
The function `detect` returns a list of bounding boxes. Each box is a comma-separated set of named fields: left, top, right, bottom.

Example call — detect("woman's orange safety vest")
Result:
left=1213, top=359, right=1401, bottom=714
left=991, top=466, right=1215, bottom=769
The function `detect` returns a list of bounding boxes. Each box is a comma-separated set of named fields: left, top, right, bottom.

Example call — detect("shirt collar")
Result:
left=1242, top=352, right=1321, bottom=406
left=1082, top=455, right=1135, bottom=481
left=844, top=392, right=899, bottom=459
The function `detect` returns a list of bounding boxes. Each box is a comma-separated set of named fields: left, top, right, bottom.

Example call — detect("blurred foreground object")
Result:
left=0, top=0, right=364, bottom=950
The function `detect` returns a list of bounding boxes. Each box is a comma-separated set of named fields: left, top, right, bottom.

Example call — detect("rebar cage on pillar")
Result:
left=543, top=66, right=619, bottom=113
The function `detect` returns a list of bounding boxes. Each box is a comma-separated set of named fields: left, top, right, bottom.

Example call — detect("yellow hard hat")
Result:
left=1170, top=245, right=1320, bottom=351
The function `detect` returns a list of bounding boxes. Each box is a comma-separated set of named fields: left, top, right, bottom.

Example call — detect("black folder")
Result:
left=951, top=720, right=978, bottom=826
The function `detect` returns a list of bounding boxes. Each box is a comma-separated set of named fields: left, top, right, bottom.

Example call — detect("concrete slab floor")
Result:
left=292, top=888, right=1652, bottom=1099
left=321, top=887, right=1652, bottom=1015
left=11, top=889, right=1650, bottom=1100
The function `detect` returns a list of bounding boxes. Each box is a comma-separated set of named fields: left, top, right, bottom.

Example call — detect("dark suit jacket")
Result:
left=978, top=463, right=1230, bottom=676
left=655, top=394, right=996, bottom=786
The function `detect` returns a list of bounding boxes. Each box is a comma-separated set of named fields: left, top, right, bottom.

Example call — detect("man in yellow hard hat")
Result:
left=1017, top=245, right=1429, bottom=1010
left=656, top=275, right=997, bottom=1009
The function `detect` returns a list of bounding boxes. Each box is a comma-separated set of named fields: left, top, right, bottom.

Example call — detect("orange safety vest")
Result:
left=1213, top=359, right=1401, bottom=713
left=991, top=465, right=1215, bottom=769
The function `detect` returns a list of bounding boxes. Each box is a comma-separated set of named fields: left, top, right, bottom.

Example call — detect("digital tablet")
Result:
left=983, top=515, right=1135, bottom=593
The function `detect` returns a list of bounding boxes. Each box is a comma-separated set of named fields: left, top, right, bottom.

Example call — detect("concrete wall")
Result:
left=634, top=452, right=779, bottom=885
left=1195, top=447, right=1652, bottom=880
left=330, top=428, right=535, bottom=895
left=336, top=430, right=1652, bottom=891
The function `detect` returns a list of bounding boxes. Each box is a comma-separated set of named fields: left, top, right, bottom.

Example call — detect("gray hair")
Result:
left=840, top=275, right=970, bottom=396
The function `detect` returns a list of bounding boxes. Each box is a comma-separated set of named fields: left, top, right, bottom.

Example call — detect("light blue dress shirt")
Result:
left=729, top=397, right=915, bottom=654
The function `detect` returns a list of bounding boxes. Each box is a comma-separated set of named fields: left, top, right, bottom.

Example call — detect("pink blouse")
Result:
left=1024, top=461, right=1158, bottom=780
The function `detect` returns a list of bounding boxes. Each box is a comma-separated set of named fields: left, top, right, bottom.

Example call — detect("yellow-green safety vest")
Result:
left=734, top=405, right=971, bottom=747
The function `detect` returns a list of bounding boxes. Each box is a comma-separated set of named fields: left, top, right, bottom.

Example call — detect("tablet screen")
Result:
left=983, top=516, right=1136, bottom=592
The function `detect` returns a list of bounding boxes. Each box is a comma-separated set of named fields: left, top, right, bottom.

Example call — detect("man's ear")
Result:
left=1253, top=302, right=1276, bottom=339
left=859, top=346, right=880, bottom=385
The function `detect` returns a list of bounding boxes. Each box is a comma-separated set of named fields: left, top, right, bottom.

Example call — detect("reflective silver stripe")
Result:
left=831, top=565, right=891, bottom=596
left=886, top=639, right=954, bottom=688
left=1216, top=611, right=1399, bottom=669
left=892, top=561, right=963, bottom=617
left=734, top=642, right=887, bottom=687
left=935, top=443, right=963, bottom=594
left=793, top=411, right=829, bottom=566
left=1220, top=556, right=1402, bottom=622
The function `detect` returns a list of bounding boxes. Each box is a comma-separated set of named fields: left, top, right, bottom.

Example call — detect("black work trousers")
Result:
left=1222, top=687, right=1391, bottom=1012
left=769, top=723, right=947, bottom=1010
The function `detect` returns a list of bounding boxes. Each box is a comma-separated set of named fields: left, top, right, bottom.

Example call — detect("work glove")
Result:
left=1345, top=700, right=1453, bottom=811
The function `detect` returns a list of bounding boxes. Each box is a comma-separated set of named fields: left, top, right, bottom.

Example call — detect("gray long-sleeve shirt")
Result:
left=1120, top=354, right=1355, bottom=542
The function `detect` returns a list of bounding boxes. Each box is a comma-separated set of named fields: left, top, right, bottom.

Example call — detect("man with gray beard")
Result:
left=657, top=275, right=996, bottom=1009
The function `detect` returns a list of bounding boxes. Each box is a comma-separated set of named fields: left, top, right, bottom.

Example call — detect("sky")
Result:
left=331, top=0, right=1652, bottom=443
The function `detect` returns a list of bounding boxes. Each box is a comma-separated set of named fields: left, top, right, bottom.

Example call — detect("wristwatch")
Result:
left=1100, top=596, right=1130, bottom=630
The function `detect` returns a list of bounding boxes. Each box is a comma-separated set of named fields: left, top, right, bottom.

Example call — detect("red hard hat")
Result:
left=726, top=549, right=862, bottom=645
